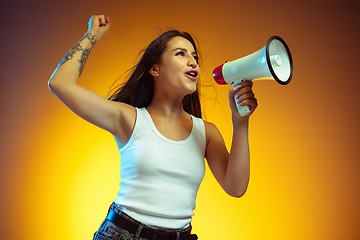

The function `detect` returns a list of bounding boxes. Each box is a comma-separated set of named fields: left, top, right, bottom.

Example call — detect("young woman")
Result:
left=48, top=15, right=257, bottom=240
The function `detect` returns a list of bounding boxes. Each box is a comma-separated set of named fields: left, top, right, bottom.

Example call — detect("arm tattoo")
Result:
left=78, top=48, right=91, bottom=76
left=77, top=32, right=97, bottom=76
left=58, top=32, right=98, bottom=76
left=84, top=32, right=97, bottom=45
left=59, top=42, right=83, bottom=66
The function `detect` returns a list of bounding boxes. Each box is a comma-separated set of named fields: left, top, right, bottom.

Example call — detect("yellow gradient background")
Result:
left=1, top=0, right=359, bottom=239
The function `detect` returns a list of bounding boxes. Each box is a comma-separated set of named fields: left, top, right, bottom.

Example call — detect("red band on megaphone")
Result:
left=212, top=64, right=227, bottom=85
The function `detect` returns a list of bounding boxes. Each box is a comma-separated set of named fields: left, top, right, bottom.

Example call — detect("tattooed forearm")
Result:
left=77, top=32, right=97, bottom=76
left=59, top=42, right=83, bottom=66
left=58, top=32, right=97, bottom=72
left=78, top=48, right=91, bottom=76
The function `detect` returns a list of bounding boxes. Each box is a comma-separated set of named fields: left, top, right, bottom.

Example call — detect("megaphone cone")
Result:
left=213, top=35, right=293, bottom=116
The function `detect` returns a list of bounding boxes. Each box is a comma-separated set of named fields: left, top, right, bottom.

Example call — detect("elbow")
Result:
left=226, top=185, right=248, bottom=198
left=48, top=70, right=56, bottom=92
left=48, top=69, right=64, bottom=94
left=48, top=78, right=58, bottom=95
left=230, top=189, right=247, bottom=198
left=222, top=174, right=250, bottom=198
left=47, top=78, right=54, bottom=92
left=47, top=76, right=62, bottom=95
left=48, top=72, right=56, bottom=90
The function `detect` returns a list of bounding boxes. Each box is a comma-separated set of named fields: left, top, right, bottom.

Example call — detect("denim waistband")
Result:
left=108, top=202, right=196, bottom=240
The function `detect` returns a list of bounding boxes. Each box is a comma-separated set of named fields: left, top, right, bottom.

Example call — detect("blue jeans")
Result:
left=93, top=203, right=194, bottom=240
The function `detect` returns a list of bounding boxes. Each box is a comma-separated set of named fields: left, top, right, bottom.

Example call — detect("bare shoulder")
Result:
left=203, top=120, right=217, bottom=131
left=203, top=120, right=222, bottom=143
left=203, top=120, right=228, bottom=162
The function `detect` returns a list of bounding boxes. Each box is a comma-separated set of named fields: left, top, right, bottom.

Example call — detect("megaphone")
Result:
left=213, top=35, right=293, bottom=117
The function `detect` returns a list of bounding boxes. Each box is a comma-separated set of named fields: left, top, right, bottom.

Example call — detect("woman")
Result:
left=48, top=15, right=257, bottom=240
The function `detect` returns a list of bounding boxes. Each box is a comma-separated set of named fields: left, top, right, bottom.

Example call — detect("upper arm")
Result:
left=204, top=121, right=230, bottom=188
left=48, top=80, right=136, bottom=142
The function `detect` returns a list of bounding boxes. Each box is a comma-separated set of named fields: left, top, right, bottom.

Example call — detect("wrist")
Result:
left=232, top=113, right=249, bottom=128
left=82, top=31, right=98, bottom=47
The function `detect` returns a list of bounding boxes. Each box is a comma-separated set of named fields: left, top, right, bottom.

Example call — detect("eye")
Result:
left=175, top=51, right=185, bottom=56
left=193, top=55, right=199, bottom=63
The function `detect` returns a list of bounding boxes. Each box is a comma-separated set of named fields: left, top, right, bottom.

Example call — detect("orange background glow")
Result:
left=1, top=0, right=359, bottom=239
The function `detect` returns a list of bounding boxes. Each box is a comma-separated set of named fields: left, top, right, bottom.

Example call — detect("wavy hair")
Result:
left=107, top=30, right=202, bottom=118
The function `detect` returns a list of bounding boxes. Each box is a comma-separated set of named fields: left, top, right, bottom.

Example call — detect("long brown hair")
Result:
left=107, top=30, right=202, bottom=118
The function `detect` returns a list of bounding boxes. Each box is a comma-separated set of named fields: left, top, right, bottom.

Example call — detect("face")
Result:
left=150, top=36, right=200, bottom=96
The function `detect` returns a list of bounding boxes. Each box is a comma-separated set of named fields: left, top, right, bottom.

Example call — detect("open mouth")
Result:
left=185, top=70, right=198, bottom=78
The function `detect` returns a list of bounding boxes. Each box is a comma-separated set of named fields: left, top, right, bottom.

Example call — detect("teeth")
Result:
left=188, top=72, right=196, bottom=77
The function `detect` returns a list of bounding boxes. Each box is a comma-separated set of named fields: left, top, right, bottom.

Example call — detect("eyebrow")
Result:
left=173, top=47, right=197, bottom=56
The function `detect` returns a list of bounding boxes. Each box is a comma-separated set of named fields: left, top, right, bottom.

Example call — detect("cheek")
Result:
left=163, top=61, right=183, bottom=76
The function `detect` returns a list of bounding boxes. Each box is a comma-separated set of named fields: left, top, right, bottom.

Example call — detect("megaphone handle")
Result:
left=233, top=80, right=251, bottom=117
left=236, top=101, right=251, bottom=117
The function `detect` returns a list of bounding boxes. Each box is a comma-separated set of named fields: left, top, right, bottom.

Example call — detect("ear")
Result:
left=149, top=65, right=160, bottom=77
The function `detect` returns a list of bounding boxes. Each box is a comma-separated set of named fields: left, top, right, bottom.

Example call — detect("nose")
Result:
left=188, top=56, right=198, bottom=68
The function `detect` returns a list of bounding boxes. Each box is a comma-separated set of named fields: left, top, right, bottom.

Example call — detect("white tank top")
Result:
left=114, top=107, right=206, bottom=230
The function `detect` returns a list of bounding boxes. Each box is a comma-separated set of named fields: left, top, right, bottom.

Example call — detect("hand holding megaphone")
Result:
left=213, top=35, right=293, bottom=117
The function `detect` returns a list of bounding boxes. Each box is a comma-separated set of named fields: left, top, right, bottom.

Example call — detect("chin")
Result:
left=186, top=87, right=197, bottom=95
left=186, top=82, right=197, bottom=94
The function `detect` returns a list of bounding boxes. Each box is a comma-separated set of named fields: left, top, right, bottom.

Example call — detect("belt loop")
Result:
left=176, top=231, right=180, bottom=240
left=134, top=223, right=144, bottom=240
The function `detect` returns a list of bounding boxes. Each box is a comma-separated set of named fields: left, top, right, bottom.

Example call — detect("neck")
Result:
left=147, top=92, right=189, bottom=122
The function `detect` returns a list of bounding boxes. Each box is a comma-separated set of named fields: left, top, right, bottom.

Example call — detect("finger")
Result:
left=231, top=81, right=252, bottom=95
left=236, top=92, right=255, bottom=104
left=97, top=15, right=104, bottom=26
left=235, top=86, right=254, bottom=100
left=104, top=16, right=111, bottom=29
left=239, top=98, right=258, bottom=111
left=237, top=80, right=253, bottom=89
left=90, top=15, right=101, bottom=24
left=228, top=85, right=239, bottom=99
